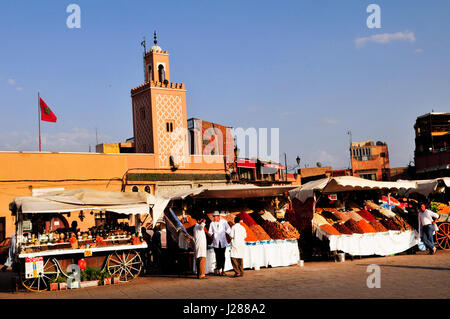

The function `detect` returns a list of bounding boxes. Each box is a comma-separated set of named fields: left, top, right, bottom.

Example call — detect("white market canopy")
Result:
left=11, top=188, right=156, bottom=215
left=397, top=177, right=450, bottom=196
left=152, top=184, right=298, bottom=227
left=289, top=176, right=418, bottom=203
left=166, top=184, right=297, bottom=200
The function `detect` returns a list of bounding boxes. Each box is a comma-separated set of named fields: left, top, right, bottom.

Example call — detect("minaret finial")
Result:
left=153, top=30, right=157, bottom=46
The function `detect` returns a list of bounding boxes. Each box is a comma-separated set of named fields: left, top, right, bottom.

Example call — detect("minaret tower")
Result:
left=131, top=32, right=188, bottom=168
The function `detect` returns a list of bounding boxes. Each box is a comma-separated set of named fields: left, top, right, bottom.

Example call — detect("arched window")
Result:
left=158, top=64, right=165, bottom=83
left=147, top=64, right=152, bottom=81
left=144, top=185, right=151, bottom=193
left=132, top=186, right=139, bottom=192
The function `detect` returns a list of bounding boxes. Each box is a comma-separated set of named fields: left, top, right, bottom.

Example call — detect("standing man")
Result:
left=230, top=216, right=247, bottom=277
left=193, top=218, right=208, bottom=279
left=208, top=211, right=231, bottom=276
left=418, top=203, right=439, bottom=255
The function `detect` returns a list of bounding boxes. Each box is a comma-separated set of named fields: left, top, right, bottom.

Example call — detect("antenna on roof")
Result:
left=153, top=30, right=158, bottom=45
left=141, top=36, right=147, bottom=82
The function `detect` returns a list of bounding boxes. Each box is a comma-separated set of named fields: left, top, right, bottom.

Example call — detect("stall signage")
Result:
left=276, top=210, right=285, bottom=219
left=328, top=194, right=338, bottom=201
left=25, top=256, right=43, bottom=279
left=84, top=250, right=93, bottom=257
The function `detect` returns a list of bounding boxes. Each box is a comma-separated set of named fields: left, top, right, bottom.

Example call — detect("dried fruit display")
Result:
left=344, top=219, right=364, bottom=234
left=369, top=220, right=388, bottom=232
left=368, top=209, right=386, bottom=220
left=332, top=211, right=351, bottom=222
left=320, top=210, right=341, bottom=222
left=356, top=210, right=376, bottom=222
left=356, top=219, right=376, bottom=233
left=238, top=212, right=258, bottom=227
left=249, top=224, right=271, bottom=241
left=379, top=218, right=401, bottom=231
left=319, top=224, right=341, bottom=236
left=333, top=223, right=353, bottom=235
left=261, top=220, right=285, bottom=240
left=347, top=210, right=363, bottom=222
left=280, top=222, right=300, bottom=239
left=313, top=213, right=329, bottom=226
left=392, top=215, right=412, bottom=231
left=249, top=212, right=265, bottom=225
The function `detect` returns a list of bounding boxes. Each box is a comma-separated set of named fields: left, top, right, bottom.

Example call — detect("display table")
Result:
left=315, top=228, right=419, bottom=256
left=200, top=239, right=300, bottom=274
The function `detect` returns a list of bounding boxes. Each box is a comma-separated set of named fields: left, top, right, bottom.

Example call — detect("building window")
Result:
left=166, top=121, right=174, bottom=133
left=144, top=185, right=151, bottom=193
left=158, top=64, right=165, bottom=83
left=132, top=186, right=139, bottom=192
left=148, top=64, right=152, bottom=81
left=140, top=107, right=145, bottom=120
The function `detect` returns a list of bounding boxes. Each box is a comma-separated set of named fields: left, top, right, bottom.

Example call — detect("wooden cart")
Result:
left=17, top=240, right=146, bottom=292
left=435, top=213, right=450, bottom=250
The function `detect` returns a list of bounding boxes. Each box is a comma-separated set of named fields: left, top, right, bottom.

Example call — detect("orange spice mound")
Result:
left=356, top=219, right=376, bottom=233
left=319, top=224, right=341, bottom=236
left=241, top=222, right=258, bottom=242
left=249, top=224, right=271, bottom=241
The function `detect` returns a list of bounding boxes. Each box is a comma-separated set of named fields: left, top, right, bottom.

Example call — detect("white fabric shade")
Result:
left=397, top=177, right=450, bottom=196
left=12, top=188, right=156, bottom=215
left=289, top=176, right=418, bottom=203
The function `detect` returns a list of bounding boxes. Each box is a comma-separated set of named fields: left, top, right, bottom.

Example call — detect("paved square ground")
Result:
left=0, top=250, right=449, bottom=299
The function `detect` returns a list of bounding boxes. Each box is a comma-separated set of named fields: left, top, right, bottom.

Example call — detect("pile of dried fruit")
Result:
left=392, top=215, right=412, bottom=231
left=347, top=210, right=364, bottom=222
left=332, top=211, right=351, bottom=222
left=333, top=223, right=353, bottom=235
left=313, top=213, right=329, bottom=226
left=249, top=224, right=271, bottom=241
left=379, top=218, right=401, bottom=231
left=356, top=210, right=377, bottom=222
left=369, top=220, right=388, bottom=232
left=344, top=219, right=365, bottom=234
left=319, top=224, right=341, bottom=236
left=238, top=211, right=258, bottom=227
left=368, top=209, right=387, bottom=220
left=320, top=210, right=341, bottom=222
left=280, top=222, right=300, bottom=239
left=356, top=219, right=376, bottom=233
left=261, top=220, right=285, bottom=240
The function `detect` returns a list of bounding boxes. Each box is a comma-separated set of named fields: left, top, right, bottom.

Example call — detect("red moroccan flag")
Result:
left=39, top=98, right=57, bottom=122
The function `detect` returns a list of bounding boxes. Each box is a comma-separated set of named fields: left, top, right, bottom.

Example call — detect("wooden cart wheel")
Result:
left=106, top=250, right=142, bottom=282
left=21, top=257, right=60, bottom=292
left=435, top=223, right=450, bottom=250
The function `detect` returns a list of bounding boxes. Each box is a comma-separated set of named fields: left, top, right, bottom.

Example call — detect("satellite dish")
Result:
left=316, top=162, right=322, bottom=167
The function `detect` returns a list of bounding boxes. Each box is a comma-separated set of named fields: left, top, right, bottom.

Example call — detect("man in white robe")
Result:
left=230, top=216, right=247, bottom=277
left=193, top=219, right=208, bottom=279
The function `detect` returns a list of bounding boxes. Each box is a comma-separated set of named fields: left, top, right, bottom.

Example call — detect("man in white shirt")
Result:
left=193, top=218, right=208, bottom=279
left=208, top=211, right=231, bottom=276
left=418, top=203, right=439, bottom=255
left=230, top=216, right=247, bottom=277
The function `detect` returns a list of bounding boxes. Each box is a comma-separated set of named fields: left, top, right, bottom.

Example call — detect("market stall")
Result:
left=159, top=185, right=300, bottom=274
left=288, top=176, right=420, bottom=257
left=397, top=177, right=450, bottom=250
left=9, top=188, right=156, bottom=291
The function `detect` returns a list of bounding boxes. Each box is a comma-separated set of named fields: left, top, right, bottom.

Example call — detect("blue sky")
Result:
left=0, top=1, right=449, bottom=170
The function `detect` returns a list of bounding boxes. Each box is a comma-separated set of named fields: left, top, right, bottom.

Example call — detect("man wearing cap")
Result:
left=230, top=216, right=247, bottom=277
left=208, top=211, right=231, bottom=276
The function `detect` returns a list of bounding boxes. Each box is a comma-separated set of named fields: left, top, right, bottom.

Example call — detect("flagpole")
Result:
left=38, top=92, right=41, bottom=152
